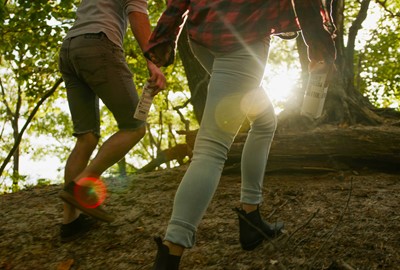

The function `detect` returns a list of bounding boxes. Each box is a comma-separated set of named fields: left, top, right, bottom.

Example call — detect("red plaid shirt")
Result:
left=146, top=0, right=336, bottom=65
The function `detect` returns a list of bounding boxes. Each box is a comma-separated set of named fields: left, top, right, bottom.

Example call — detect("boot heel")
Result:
left=152, top=237, right=181, bottom=270
left=234, top=207, right=284, bottom=251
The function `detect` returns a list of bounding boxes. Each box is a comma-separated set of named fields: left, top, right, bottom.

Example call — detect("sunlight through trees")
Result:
left=1, top=0, right=399, bottom=193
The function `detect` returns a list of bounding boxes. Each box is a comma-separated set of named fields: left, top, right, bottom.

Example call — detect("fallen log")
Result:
left=139, top=125, right=400, bottom=173
left=231, top=125, right=400, bottom=173
left=137, top=144, right=190, bottom=173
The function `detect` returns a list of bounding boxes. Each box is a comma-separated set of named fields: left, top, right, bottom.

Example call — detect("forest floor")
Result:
left=0, top=165, right=399, bottom=270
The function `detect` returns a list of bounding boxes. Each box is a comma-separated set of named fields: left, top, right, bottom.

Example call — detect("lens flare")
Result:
left=74, top=177, right=107, bottom=209
left=240, top=88, right=269, bottom=117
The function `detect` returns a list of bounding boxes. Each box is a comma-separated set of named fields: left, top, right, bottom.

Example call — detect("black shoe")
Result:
left=152, top=237, right=181, bottom=270
left=59, top=181, right=115, bottom=223
left=60, top=214, right=97, bottom=243
left=234, top=207, right=284, bottom=251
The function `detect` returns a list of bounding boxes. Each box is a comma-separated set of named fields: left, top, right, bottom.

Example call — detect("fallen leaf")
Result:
left=57, top=259, right=74, bottom=270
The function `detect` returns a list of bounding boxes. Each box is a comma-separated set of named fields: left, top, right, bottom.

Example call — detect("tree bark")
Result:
left=346, top=0, right=371, bottom=89
left=236, top=125, right=400, bottom=173
left=177, top=26, right=209, bottom=123
left=332, top=0, right=346, bottom=72
left=117, top=158, right=127, bottom=177
left=140, top=126, right=400, bottom=174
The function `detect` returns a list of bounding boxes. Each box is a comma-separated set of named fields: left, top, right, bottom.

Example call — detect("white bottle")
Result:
left=301, top=62, right=329, bottom=119
left=134, top=82, right=154, bottom=121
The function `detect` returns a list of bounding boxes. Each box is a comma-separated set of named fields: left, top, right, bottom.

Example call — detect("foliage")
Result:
left=358, top=2, right=400, bottom=109
left=1, top=0, right=400, bottom=193
left=342, top=0, right=400, bottom=109
left=0, top=0, right=198, bottom=192
left=0, top=0, right=78, bottom=192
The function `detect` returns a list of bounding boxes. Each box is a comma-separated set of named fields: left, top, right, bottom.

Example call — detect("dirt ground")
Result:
left=0, top=166, right=399, bottom=270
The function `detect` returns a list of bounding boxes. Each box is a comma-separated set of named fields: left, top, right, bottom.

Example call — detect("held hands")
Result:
left=145, top=42, right=174, bottom=96
left=147, top=43, right=174, bottom=68
left=146, top=60, right=167, bottom=96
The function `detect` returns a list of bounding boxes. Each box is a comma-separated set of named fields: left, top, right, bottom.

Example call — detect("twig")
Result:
left=291, top=237, right=309, bottom=252
left=267, top=199, right=289, bottom=219
left=284, top=208, right=320, bottom=247
left=336, top=259, right=356, bottom=270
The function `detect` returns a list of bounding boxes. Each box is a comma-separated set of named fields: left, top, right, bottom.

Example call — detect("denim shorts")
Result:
left=58, top=32, right=144, bottom=137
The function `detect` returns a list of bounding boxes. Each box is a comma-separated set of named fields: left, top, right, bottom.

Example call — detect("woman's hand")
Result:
left=147, top=43, right=174, bottom=67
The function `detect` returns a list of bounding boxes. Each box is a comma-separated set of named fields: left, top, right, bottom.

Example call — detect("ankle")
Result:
left=63, top=206, right=80, bottom=224
left=163, top=241, right=184, bottom=256
left=153, top=237, right=182, bottom=270
left=241, top=203, right=258, bottom=214
left=74, top=173, right=101, bottom=183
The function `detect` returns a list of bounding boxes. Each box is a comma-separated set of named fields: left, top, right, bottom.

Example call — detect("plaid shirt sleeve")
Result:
left=144, top=0, right=189, bottom=65
left=293, top=0, right=336, bottom=63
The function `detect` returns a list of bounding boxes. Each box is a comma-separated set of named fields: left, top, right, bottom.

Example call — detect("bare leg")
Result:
left=63, top=132, right=98, bottom=224
left=74, top=127, right=145, bottom=179
left=63, top=127, right=145, bottom=223
left=163, top=241, right=185, bottom=256
left=241, top=203, right=258, bottom=213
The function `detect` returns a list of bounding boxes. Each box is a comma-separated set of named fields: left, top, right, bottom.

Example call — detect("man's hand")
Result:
left=146, top=60, right=167, bottom=96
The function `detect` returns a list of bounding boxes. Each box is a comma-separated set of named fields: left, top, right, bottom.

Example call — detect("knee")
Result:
left=258, top=112, right=277, bottom=132
left=123, top=125, right=146, bottom=145
left=76, top=132, right=99, bottom=152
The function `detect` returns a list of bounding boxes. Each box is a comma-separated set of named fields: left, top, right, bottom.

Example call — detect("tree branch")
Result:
left=375, top=0, right=400, bottom=17
left=0, top=78, right=63, bottom=179
left=346, top=0, right=372, bottom=84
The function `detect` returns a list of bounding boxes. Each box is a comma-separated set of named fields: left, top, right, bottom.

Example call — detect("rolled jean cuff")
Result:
left=165, top=219, right=197, bottom=248
left=240, top=188, right=263, bottom=205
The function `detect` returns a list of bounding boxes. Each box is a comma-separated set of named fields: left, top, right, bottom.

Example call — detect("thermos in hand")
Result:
left=301, top=62, right=329, bottom=119
left=134, top=82, right=154, bottom=121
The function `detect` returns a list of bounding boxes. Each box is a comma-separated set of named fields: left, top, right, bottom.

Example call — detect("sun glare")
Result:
left=356, top=2, right=382, bottom=50
left=263, top=65, right=301, bottom=114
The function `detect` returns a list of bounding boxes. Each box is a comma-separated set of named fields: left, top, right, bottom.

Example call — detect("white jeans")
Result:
left=165, top=38, right=277, bottom=248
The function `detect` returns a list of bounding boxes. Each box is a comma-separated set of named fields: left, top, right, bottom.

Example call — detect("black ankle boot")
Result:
left=234, top=207, right=284, bottom=251
left=152, top=237, right=181, bottom=270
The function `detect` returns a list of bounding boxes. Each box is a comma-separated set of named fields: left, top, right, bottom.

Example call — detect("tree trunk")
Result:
left=332, top=0, right=346, bottom=72
left=279, top=0, right=383, bottom=129
left=345, top=0, right=371, bottom=90
left=12, top=118, right=19, bottom=187
left=177, top=26, right=209, bottom=123
left=117, top=158, right=127, bottom=177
